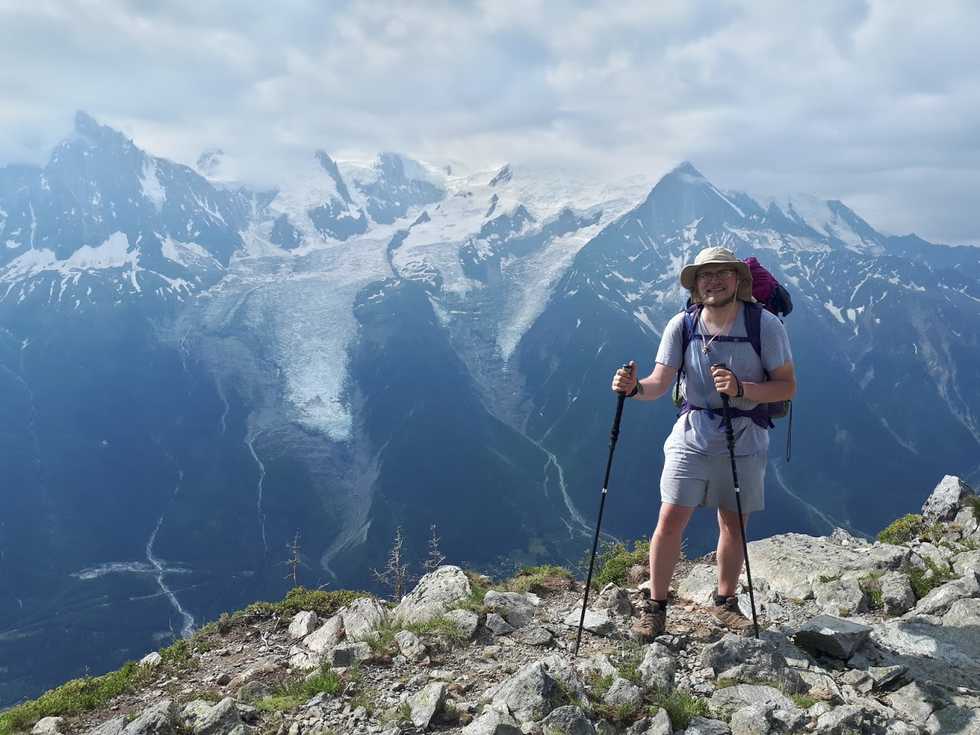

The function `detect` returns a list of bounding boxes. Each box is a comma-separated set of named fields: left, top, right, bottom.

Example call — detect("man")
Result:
left=611, top=246, right=795, bottom=639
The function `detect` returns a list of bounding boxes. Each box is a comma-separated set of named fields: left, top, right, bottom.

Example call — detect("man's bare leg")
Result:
left=649, top=503, right=696, bottom=600
left=716, top=509, right=750, bottom=597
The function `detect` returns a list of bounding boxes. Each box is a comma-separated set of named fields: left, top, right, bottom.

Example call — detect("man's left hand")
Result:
left=711, top=365, right=738, bottom=397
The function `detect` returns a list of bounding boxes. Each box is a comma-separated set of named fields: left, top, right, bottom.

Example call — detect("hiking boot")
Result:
left=711, top=593, right=754, bottom=633
left=631, top=592, right=666, bottom=642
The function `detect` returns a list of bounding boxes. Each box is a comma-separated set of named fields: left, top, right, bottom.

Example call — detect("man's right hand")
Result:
left=611, top=361, right=637, bottom=395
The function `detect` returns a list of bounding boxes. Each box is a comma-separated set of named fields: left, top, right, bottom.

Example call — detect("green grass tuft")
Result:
left=908, top=558, right=956, bottom=600
left=858, top=572, right=884, bottom=611
left=254, top=665, right=344, bottom=714
left=649, top=689, right=710, bottom=730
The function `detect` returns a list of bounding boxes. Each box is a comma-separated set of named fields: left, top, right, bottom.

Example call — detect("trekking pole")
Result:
left=574, top=363, right=631, bottom=656
left=713, top=364, right=760, bottom=639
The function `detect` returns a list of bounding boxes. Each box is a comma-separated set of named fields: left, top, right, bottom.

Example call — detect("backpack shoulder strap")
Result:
left=743, top=302, right=764, bottom=361
left=679, top=304, right=701, bottom=374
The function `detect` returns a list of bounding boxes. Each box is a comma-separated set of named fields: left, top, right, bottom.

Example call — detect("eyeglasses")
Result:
left=696, top=268, right=736, bottom=282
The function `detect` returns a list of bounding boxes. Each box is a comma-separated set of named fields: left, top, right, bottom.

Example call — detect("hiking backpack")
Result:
left=673, top=256, right=794, bottom=459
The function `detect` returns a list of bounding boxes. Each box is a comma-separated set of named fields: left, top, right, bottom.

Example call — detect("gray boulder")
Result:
left=792, top=615, right=871, bottom=660
left=340, top=597, right=387, bottom=642
left=31, top=718, right=65, bottom=735
left=484, top=591, right=537, bottom=628
left=914, top=571, right=980, bottom=615
left=745, top=534, right=910, bottom=601
left=122, top=700, right=178, bottom=735
left=461, top=705, right=522, bottom=735
left=636, top=708, right=672, bottom=735
left=684, top=716, right=731, bottom=734
left=879, top=572, right=916, bottom=617
left=486, top=612, right=515, bottom=636
left=595, top=584, right=633, bottom=615
left=921, top=475, right=974, bottom=522
left=139, top=652, right=162, bottom=669
left=86, top=717, right=126, bottom=735
left=489, top=655, right=585, bottom=725
left=813, top=575, right=866, bottom=616
left=885, top=681, right=941, bottom=726
left=943, top=597, right=980, bottom=627
left=445, top=608, right=481, bottom=639
left=395, top=629, right=427, bottom=661
left=541, top=705, right=596, bottom=735
left=678, top=564, right=719, bottom=603
left=700, top=634, right=804, bottom=693
left=637, top=642, right=676, bottom=692
left=408, top=682, right=447, bottom=729
left=563, top=608, right=615, bottom=636
left=180, top=698, right=242, bottom=735
left=813, top=704, right=867, bottom=734
left=603, top=678, right=642, bottom=711
left=512, top=625, right=555, bottom=647
left=288, top=610, right=318, bottom=639
left=290, top=613, right=344, bottom=669
left=708, top=684, right=796, bottom=721
left=953, top=550, right=980, bottom=577
left=393, top=566, right=472, bottom=625
left=328, top=641, right=372, bottom=667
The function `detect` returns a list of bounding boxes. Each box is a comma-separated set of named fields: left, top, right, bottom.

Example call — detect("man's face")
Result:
left=696, top=266, right=738, bottom=307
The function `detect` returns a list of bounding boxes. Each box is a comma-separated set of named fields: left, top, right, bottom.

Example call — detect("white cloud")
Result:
left=1, top=0, right=978, bottom=243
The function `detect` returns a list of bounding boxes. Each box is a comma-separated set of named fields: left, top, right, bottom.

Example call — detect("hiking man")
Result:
left=611, top=246, right=796, bottom=639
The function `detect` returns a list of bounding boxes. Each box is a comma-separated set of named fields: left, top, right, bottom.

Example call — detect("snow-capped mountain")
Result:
left=1, top=114, right=977, bottom=707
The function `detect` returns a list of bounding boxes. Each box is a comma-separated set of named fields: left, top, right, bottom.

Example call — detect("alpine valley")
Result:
left=1, top=112, right=978, bottom=707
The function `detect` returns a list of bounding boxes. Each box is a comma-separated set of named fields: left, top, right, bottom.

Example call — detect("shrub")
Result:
left=592, top=538, right=649, bottom=590
left=877, top=514, right=925, bottom=545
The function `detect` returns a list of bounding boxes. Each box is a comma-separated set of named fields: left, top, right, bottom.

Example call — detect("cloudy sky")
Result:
left=2, top=0, right=978, bottom=244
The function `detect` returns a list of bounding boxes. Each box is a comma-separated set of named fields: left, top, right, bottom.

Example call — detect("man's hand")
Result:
left=711, top=364, right=739, bottom=397
left=611, top=361, right=637, bottom=395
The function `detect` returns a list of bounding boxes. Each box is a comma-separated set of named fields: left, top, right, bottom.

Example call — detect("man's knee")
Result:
left=655, top=504, right=693, bottom=538
left=717, top=509, right=749, bottom=535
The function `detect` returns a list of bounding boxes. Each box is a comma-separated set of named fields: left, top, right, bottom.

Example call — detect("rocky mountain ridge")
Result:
left=6, top=474, right=980, bottom=735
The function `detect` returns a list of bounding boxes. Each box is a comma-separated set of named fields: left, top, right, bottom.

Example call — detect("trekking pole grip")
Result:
left=609, top=363, right=630, bottom=446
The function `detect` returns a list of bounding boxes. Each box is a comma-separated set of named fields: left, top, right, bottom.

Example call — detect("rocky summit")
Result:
left=4, top=476, right=980, bottom=735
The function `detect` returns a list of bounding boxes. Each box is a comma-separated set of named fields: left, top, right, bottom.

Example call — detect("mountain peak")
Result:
left=489, top=164, right=513, bottom=187
left=72, top=111, right=132, bottom=149
left=668, top=160, right=706, bottom=179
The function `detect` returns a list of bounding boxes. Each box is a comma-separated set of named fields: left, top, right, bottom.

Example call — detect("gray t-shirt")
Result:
left=655, top=303, right=793, bottom=456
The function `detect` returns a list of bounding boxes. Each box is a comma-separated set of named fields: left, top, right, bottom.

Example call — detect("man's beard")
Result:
left=701, top=289, right=737, bottom=308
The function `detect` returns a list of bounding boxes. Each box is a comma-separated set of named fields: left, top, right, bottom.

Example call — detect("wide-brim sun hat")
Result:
left=680, top=246, right=754, bottom=303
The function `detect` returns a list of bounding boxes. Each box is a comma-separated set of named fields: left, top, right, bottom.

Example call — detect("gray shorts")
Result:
left=660, top=448, right=767, bottom=513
